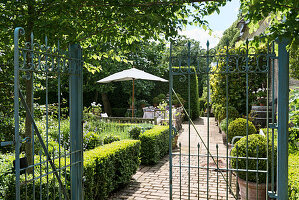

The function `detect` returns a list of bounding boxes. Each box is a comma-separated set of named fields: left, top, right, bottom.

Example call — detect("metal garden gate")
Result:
left=13, top=27, right=83, bottom=200
left=168, top=39, right=289, bottom=200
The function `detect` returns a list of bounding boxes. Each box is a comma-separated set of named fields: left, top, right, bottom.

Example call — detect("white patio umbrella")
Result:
left=97, top=68, right=168, bottom=117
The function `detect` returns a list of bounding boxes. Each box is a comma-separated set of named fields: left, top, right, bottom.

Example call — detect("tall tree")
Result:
left=0, top=0, right=228, bottom=166
left=239, top=0, right=299, bottom=78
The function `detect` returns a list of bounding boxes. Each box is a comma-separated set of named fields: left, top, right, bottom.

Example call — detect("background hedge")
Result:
left=84, top=140, right=140, bottom=199
left=139, top=125, right=169, bottom=165
left=172, top=67, right=199, bottom=120
left=153, top=67, right=200, bottom=120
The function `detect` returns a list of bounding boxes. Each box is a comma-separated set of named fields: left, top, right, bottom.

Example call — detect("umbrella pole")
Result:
left=132, top=78, right=135, bottom=118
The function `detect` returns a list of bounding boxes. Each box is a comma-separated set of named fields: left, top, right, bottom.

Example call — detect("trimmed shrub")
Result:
left=227, top=118, right=256, bottom=143
left=129, top=126, right=142, bottom=139
left=1, top=154, right=67, bottom=200
left=231, top=134, right=277, bottom=183
left=289, top=153, right=299, bottom=200
left=84, top=140, right=140, bottom=199
left=210, top=58, right=267, bottom=115
left=217, top=106, right=239, bottom=123
left=220, top=118, right=234, bottom=133
left=103, top=135, right=120, bottom=144
left=139, top=125, right=169, bottom=165
left=213, top=104, right=224, bottom=121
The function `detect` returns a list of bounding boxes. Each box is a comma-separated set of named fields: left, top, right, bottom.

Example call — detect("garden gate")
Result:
left=13, top=27, right=83, bottom=200
left=168, top=39, right=289, bottom=199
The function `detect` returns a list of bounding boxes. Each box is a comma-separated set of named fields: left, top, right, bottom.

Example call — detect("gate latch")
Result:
left=0, top=141, right=14, bottom=147
left=268, top=191, right=278, bottom=199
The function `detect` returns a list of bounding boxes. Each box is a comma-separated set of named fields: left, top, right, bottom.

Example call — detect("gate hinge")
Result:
left=1, top=137, right=30, bottom=147
left=268, top=191, right=278, bottom=199
left=269, top=123, right=278, bottom=129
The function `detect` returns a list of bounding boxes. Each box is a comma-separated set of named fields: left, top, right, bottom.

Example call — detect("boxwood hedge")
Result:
left=84, top=140, right=140, bottom=199
left=231, top=134, right=277, bottom=183
left=227, top=118, right=256, bottom=143
left=139, top=125, right=169, bottom=165
left=1, top=140, right=140, bottom=200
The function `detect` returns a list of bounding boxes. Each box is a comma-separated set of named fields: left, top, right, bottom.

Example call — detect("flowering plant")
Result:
left=91, top=102, right=102, bottom=115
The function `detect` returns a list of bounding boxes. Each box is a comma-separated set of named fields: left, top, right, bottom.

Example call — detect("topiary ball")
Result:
left=231, top=134, right=277, bottom=183
left=217, top=106, right=239, bottom=123
left=227, top=118, right=256, bottom=143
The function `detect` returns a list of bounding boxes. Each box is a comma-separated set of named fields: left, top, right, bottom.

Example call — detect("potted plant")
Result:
left=227, top=118, right=256, bottom=144
left=256, top=90, right=267, bottom=106
left=139, top=99, right=148, bottom=108
left=172, top=93, right=185, bottom=107
left=157, top=93, right=166, bottom=103
left=172, top=129, right=179, bottom=149
left=231, top=134, right=277, bottom=200
left=258, top=97, right=267, bottom=106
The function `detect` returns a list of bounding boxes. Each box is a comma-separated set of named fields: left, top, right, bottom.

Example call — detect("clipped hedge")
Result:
left=227, top=118, right=256, bottom=143
left=84, top=140, right=140, bottom=199
left=1, top=153, right=67, bottom=200
left=139, top=125, right=169, bottom=165
left=173, top=67, right=199, bottom=120
left=231, top=134, right=277, bottom=183
left=217, top=106, right=239, bottom=123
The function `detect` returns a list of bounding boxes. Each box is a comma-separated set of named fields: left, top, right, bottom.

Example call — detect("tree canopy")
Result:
left=239, top=0, right=298, bottom=41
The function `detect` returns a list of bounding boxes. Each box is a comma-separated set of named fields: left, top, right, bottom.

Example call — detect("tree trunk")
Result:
left=24, top=76, right=33, bottom=174
left=24, top=0, right=35, bottom=174
left=101, top=93, right=112, bottom=116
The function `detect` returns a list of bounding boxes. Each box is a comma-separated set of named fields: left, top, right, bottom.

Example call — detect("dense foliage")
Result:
left=173, top=67, right=200, bottom=120
left=139, top=125, right=169, bottom=165
left=129, top=126, right=142, bottom=140
left=84, top=140, right=140, bottom=199
left=210, top=58, right=267, bottom=115
left=217, top=106, right=239, bottom=123
left=231, top=134, right=277, bottom=183
left=220, top=118, right=234, bottom=134
left=227, top=118, right=256, bottom=144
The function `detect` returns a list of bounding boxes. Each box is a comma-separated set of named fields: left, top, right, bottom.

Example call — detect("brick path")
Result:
left=109, top=117, right=238, bottom=200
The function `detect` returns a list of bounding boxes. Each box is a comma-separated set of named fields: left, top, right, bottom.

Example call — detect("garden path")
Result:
left=109, top=117, right=237, bottom=200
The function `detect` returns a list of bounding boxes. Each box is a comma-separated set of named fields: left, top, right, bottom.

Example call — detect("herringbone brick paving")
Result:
left=109, top=117, right=238, bottom=200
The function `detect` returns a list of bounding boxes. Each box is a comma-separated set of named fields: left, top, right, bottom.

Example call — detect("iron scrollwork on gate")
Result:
left=14, top=27, right=83, bottom=200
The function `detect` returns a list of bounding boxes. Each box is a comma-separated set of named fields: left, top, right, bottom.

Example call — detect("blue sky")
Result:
left=179, top=0, right=240, bottom=48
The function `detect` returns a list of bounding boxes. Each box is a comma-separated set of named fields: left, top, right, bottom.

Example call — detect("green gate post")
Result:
left=168, top=42, right=173, bottom=200
left=14, top=27, right=24, bottom=200
left=70, top=44, right=83, bottom=200
left=277, top=39, right=289, bottom=200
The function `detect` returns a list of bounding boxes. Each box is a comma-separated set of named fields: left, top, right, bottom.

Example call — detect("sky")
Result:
left=178, top=0, right=240, bottom=48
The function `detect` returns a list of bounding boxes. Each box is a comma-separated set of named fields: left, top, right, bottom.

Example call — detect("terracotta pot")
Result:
left=172, top=135, right=179, bottom=149
left=238, top=177, right=267, bottom=200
